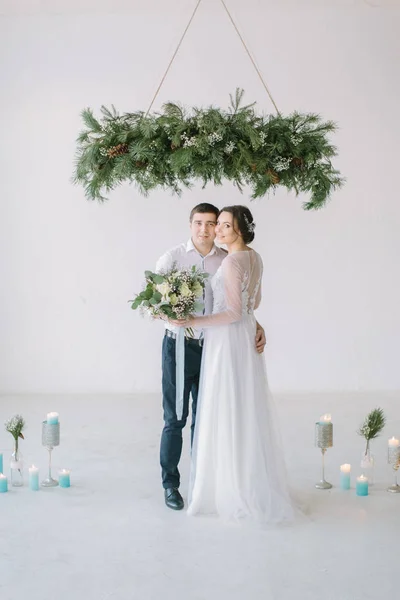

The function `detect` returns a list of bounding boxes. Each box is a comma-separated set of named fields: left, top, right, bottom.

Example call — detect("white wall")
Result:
left=1, top=0, right=399, bottom=394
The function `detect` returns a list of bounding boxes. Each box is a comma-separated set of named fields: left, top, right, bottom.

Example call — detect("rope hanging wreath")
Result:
left=73, top=1, right=344, bottom=210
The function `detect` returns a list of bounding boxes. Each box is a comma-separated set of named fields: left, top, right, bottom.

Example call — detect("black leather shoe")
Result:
left=164, top=488, right=184, bottom=510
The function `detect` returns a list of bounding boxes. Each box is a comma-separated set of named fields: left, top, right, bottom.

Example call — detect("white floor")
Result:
left=0, top=392, right=399, bottom=600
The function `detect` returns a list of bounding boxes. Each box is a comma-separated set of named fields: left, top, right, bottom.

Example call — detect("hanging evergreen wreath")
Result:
left=73, top=89, right=343, bottom=210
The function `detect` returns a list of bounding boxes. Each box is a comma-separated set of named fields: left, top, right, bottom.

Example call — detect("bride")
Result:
left=172, top=205, right=294, bottom=523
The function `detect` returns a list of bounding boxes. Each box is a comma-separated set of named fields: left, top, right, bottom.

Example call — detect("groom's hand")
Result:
left=255, top=326, right=266, bottom=354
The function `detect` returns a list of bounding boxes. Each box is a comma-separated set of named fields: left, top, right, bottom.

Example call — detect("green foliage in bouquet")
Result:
left=73, top=89, right=344, bottom=210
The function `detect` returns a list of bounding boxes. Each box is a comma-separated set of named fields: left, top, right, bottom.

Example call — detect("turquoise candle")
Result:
left=46, top=412, right=59, bottom=425
left=0, top=452, right=3, bottom=474
left=356, top=475, right=369, bottom=496
left=59, top=470, right=70, bottom=488
left=340, top=464, right=351, bottom=490
left=29, top=466, right=39, bottom=491
left=0, top=474, right=8, bottom=493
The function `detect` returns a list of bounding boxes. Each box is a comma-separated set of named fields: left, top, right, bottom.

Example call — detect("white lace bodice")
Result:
left=193, top=249, right=263, bottom=328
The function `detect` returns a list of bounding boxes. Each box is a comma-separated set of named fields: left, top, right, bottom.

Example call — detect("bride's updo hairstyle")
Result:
left=219, top=205, right=256, bottom=244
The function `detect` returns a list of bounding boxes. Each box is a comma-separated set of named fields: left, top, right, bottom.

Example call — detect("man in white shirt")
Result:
left=156, top=203, right=266, bottom=510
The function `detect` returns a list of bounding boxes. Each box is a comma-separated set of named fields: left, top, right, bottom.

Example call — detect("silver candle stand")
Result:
left=41, top=421, right=60, bottom=487
left=387, top=446, right=400, bottom=494
left=315, top=422, right=333, bottom=489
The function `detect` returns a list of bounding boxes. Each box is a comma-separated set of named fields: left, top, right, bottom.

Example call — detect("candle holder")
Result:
left=41, top=421, right=60, bottom=487
left=314, top=422, right=333, bottom=489
left=387, top=446, right=400, bottom=494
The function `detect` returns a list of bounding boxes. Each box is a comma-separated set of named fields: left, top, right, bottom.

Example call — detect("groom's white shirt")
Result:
left=156, top=239, right=227, bottom=339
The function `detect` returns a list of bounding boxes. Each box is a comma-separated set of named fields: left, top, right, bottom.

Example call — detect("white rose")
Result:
left=192, top=281, right=203, bottom=297
left=156, top=282, right=171, bottom=298
left=180, top=282, right=192, bottom=297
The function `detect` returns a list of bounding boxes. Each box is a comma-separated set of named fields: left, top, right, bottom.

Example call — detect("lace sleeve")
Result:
left=254, top=257, right=263, bottom=310
left=190, top=255, right=243, bottom=327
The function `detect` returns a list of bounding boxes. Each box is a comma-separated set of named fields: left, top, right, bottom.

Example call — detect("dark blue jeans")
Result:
left=160, top=334, right=203, bottom=490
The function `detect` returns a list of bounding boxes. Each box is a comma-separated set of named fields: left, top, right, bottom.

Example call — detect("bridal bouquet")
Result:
left=130, top=265, right=208, bottom=335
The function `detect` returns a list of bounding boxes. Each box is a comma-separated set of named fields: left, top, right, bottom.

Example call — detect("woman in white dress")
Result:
left=173, top=205, right=293, bottom=524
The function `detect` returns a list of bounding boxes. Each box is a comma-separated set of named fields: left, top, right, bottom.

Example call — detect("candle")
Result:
left=0, top=452, right=3, bottom=474
left=340, top=464, right=351, bottom=490
left=46, top=412, right=59, bottom=425
left=356, top=475, right=369, bottom=496
left=388, top=437, right=400, bottom=448
left=29, top=465, right=39, bottom=491
left=319, top=414, right=332, bottom=424
left=59, top=469, right=70, bottom=488
left=0, top=474, right=8, bottom=493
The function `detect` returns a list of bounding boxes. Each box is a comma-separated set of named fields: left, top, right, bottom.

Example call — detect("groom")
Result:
left=156, top=203, right=266, bottom=510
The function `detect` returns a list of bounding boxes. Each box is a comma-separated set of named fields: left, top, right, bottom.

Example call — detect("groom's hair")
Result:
left=189, top=203, right=219, bottom=222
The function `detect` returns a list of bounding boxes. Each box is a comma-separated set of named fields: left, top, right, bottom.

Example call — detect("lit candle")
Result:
left=340, top=464, right=351, bottom=490
left=388, top=437, right=400, bottom=448
left=0, top=473, right=8, bottom=493
left=59, top=469, right=70, bottom=488
left=29, top=465, right=39, bottom=491
left=319, top=414, right=332, bottom=425
left=356, top=475, right=369, bottom=496
left=0, top=452, right=3, bottom=474
left=46, top=412, right=59, bottom=425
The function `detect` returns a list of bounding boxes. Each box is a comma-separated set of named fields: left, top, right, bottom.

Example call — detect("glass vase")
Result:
left=10, top=446, right=24, bottom=487
left=361, top=443, right=374, bottom=485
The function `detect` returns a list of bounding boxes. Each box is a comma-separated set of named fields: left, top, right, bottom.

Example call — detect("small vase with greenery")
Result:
left=5, top=414, right=25, bottom=487
left=357, top=407, right=386, bottom=484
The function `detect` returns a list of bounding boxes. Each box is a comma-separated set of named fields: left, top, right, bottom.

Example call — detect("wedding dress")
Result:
left=187, top=249, right=294, bottom=523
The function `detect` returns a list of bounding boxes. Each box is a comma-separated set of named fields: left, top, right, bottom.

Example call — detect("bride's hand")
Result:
left=169, top=316, right=192, bottom=327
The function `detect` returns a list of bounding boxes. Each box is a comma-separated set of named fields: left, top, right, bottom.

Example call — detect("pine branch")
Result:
left=72, top=90, right=344, bottom=208
left=162, top=102, right=186, bottom=121
left=229, top=88, right=244, bottom=113
left=100, top=104, right=118, bottom=120
left=357, top=408, right=386, bottom=441
left=81, top=109, right=102, bottom=133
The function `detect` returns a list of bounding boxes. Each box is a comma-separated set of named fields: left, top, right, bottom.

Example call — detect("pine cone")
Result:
left=250, top=164, right=257, bottom=173
left=135, top=161, right=147, bottom=169
left=266, top=169, right=280, bottom=184
left=291, top=157, right=304, bottom=168
left=107, top=143, right=129, bottom=158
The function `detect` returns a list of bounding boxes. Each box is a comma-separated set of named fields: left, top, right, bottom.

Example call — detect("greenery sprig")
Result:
left=73, top=89, right=344, bottom=210
left=358, top=407, right=386, bottom=455
left=5, top=414, right=25, bottom=452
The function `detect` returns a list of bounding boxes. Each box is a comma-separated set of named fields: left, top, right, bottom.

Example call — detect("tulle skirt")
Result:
left=187, top=314, right=294, bottom=524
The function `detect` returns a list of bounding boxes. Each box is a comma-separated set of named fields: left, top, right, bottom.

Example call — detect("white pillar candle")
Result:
left=388, top=437, right=400, bottom=447
left=340, top=464, right=351, bottom=490
left=46, top=412, right=59, bottom=425
left=319, top=414, right=332, bottom=424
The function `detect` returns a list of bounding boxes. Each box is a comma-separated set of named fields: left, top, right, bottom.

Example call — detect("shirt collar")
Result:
left=186, top=238, right=217, bottom=257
